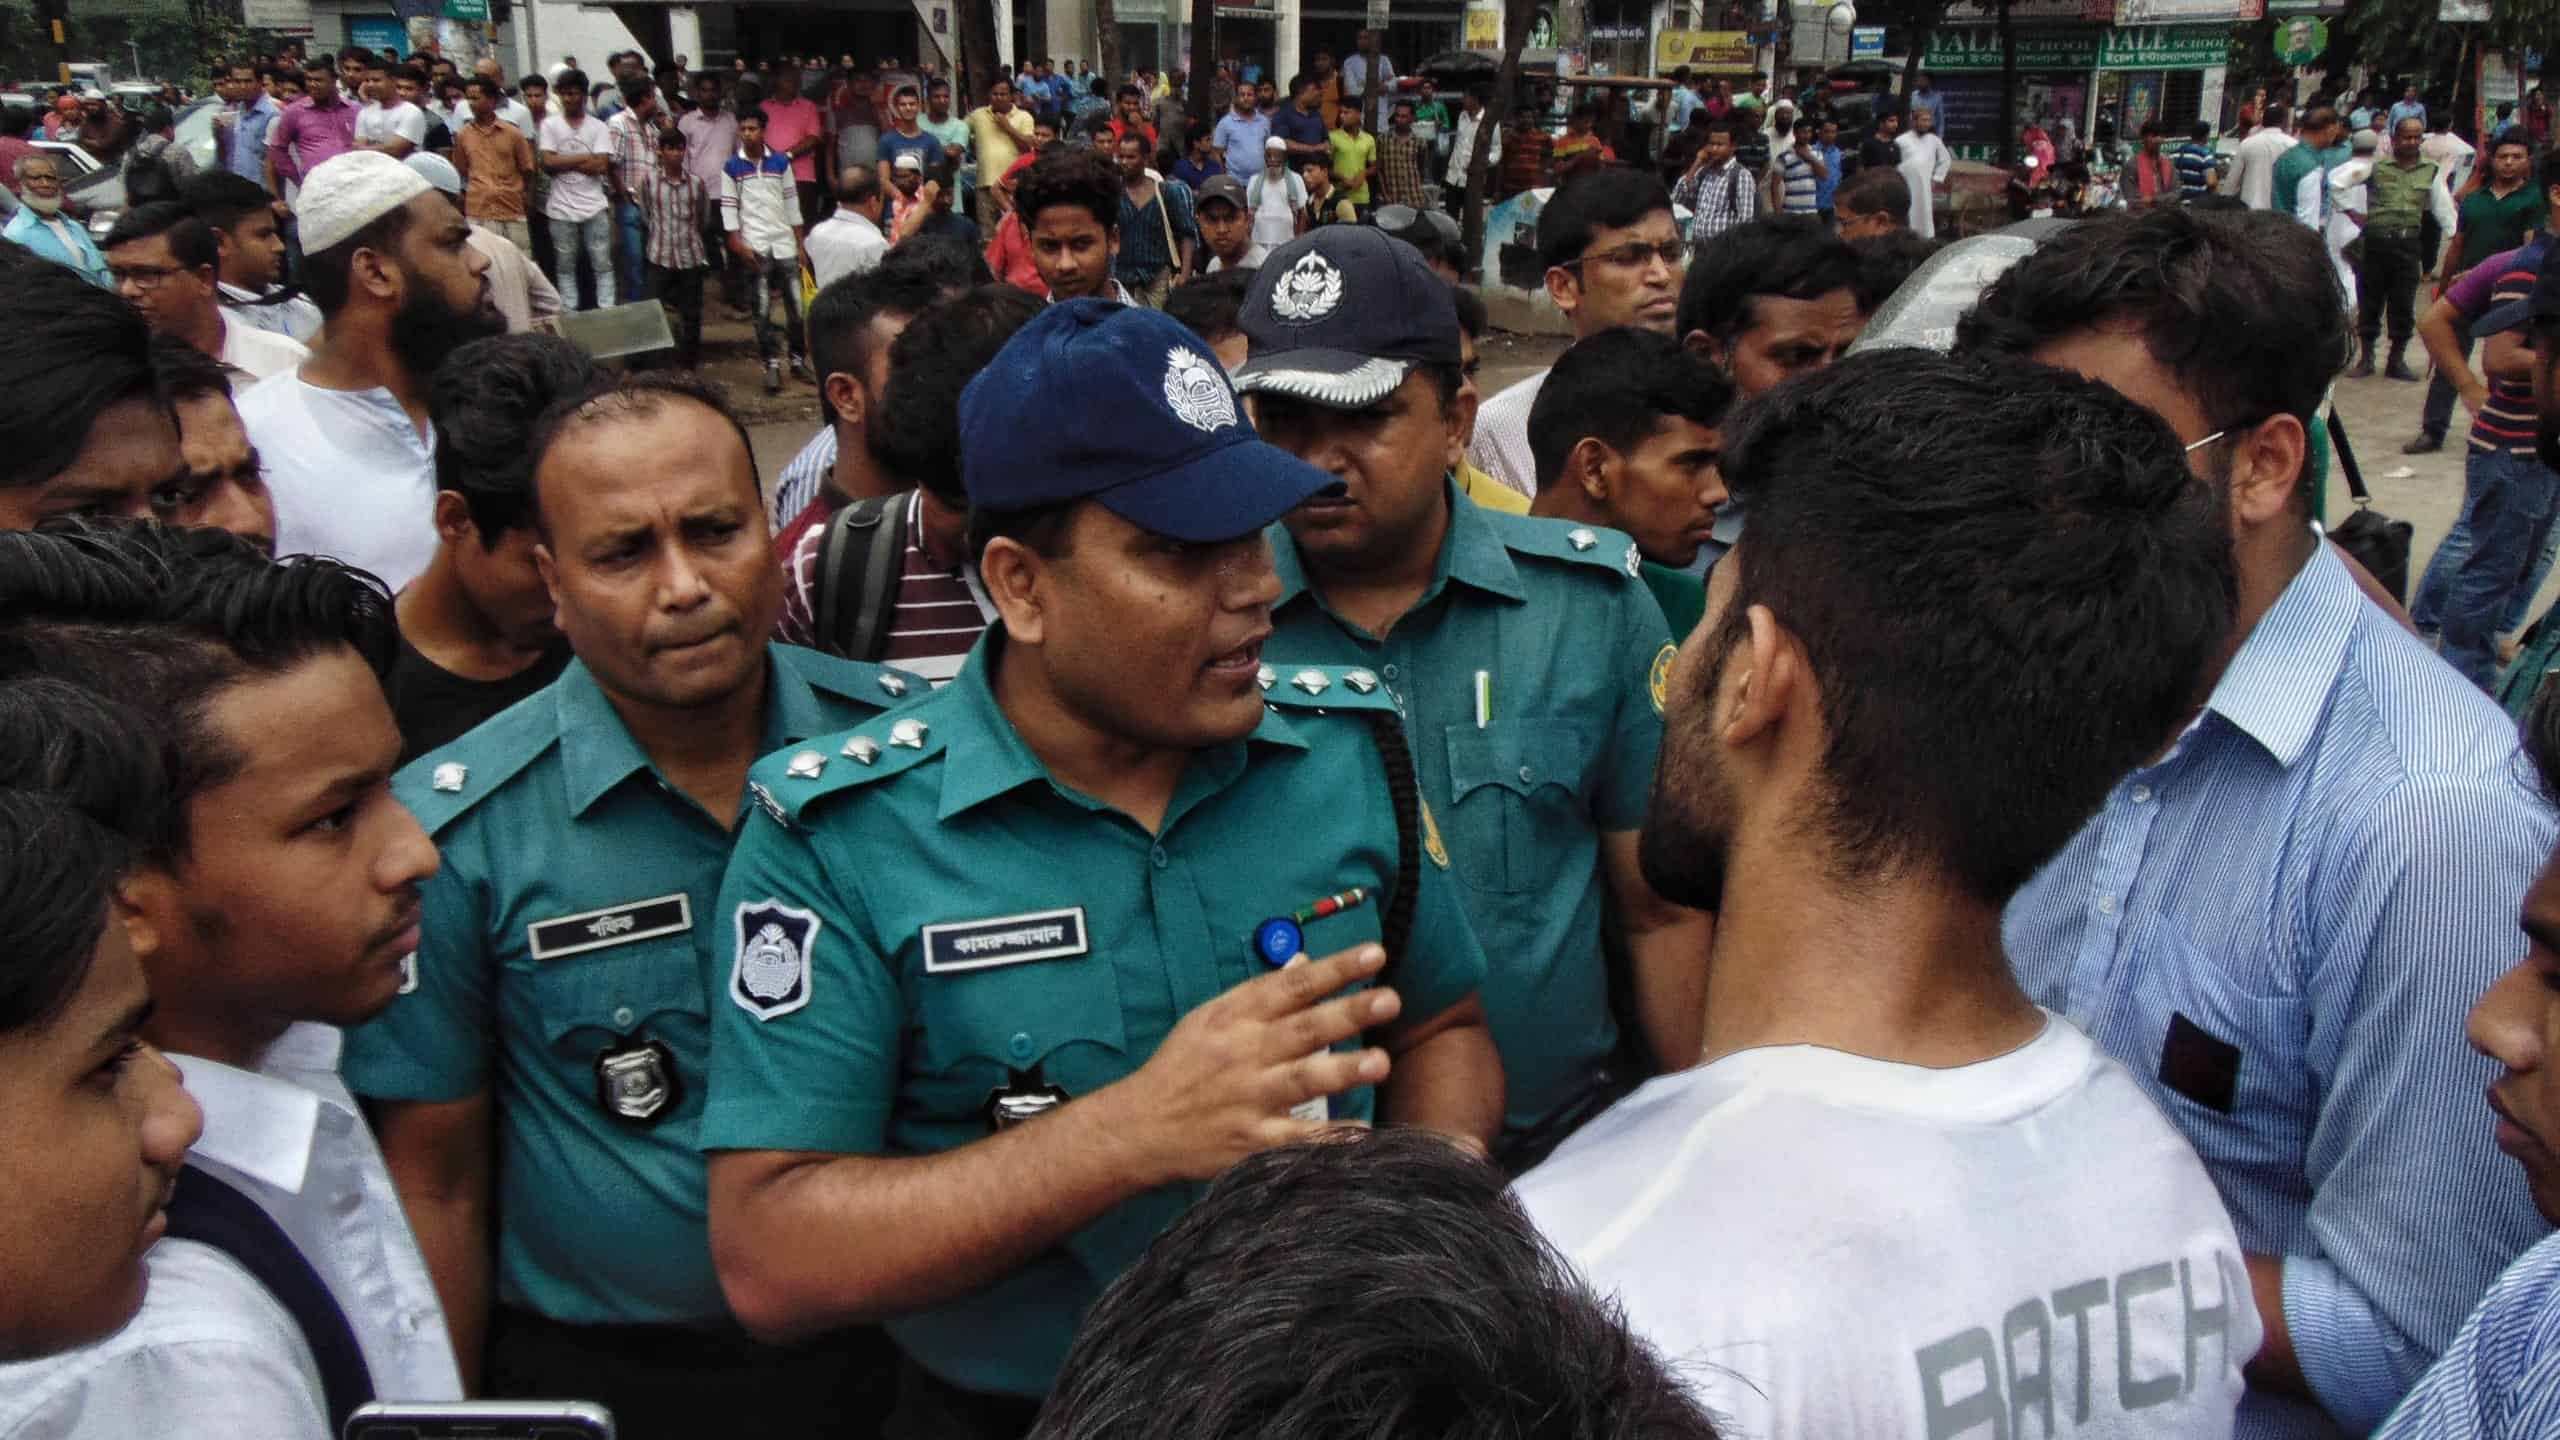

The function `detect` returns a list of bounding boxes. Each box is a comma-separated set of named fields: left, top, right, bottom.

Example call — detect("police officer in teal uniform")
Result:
left=699, top=301, right=1504, bottom=1439
left=1237, top=226, right=1714, bottom=1170
left=341, top=374, right=926, bottom=1440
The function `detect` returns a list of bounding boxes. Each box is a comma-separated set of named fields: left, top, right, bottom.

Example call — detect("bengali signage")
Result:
left=2114, top=0, right=2257, bottom=20
left=2097, top=23, right=2232, bottom=67
left=1852, top=23, right=1885, bottom=56
left=1946, top=0, right=2111, bottom=23
left=1656, top=28, right=1759, bottom=71
left=442, top=0, right=489, bottom=23
left=242, top=0, right=315, bottom=32
left=1924, top=26, right=2102, bottom=73
left=1465, top=0, right=1501, bottom=49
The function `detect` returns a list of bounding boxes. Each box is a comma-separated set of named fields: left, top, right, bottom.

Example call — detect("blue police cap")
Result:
left=958, top=299, right=1340, bottom=543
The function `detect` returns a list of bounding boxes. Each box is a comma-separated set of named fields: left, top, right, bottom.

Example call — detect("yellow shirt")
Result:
left=1456, top=461, right=1529, bottom=514
left=965, top=104, right=1035, bottom=185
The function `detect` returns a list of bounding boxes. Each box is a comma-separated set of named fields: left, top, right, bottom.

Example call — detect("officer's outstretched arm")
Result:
left=1604, top=830, right=1714, bottom=1073
left=707, top=944, right=1404, bottom=1342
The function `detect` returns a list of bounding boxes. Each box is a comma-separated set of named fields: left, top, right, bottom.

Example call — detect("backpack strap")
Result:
left=163, top=1164, right=376, bottom=1432
left=816, top=491, right=914, bottom=663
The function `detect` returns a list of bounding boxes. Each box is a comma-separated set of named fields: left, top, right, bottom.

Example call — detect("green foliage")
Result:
left=1, top=0, right=244, bottom=89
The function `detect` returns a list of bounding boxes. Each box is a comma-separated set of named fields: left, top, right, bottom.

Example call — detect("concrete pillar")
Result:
left=1275, top=0, right=1300, bottom=89
left=1047, top=0, right=1092, bottom=66
left=993, top=0, right=1016, bottom=67
left=666, top=4, right=703, bottom=68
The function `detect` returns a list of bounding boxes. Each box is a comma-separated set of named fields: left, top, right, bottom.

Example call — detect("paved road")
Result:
left=751, top=342, right=2552, bottom=641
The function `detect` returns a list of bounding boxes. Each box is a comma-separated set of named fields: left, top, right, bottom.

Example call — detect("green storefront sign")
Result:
left=1925, top=27, right=2100, bottom=73
left=2097, top=24, right=2229, bottom=68
left=442, top=0, right=488, bottom=21
left=1925, top=22, right=2228, bottom=74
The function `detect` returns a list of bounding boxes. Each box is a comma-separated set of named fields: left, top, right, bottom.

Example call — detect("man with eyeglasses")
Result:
left=1955, top=205, right=2556, bottom=1439
left=1467, top=167, right=1685, bottom=499
left=103, top=202, right=310, bottom=382
left=3, top=155, right=112, bottom=287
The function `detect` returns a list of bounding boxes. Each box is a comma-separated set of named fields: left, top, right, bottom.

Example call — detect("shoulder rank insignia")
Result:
left=431, top=762, right=468, bottom=793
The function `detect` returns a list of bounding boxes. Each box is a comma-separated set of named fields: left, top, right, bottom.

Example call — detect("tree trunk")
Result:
left=1188, top=0, right=1218, bottom=140
left=959, top=0, right=1003, bottom=111
left=1462, top=0, right=1537, bottom=269
left=1996, top=0, right=2015, bottom=166
left=1096, top=0, right=1120, bottom=89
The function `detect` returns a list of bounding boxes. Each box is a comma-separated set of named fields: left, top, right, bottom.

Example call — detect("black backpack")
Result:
left=813, top=491, right=915, bottom=662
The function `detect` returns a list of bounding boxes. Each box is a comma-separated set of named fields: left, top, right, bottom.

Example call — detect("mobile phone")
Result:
left=343, top=1400, right=614, bottom=1440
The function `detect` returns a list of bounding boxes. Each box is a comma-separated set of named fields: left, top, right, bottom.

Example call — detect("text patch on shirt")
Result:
left=527, top=894, right=695, bottom=962
left=921, top=908, right=1090, bottom=974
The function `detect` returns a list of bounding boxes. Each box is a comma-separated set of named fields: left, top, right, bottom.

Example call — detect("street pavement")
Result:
left=749, top=332, right=2556, bottom=646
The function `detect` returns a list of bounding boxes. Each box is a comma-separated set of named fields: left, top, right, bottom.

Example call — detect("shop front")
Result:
left=1922, top=25, right=2099, bottom=161
left=2092, top=23, right=2231, bottom=139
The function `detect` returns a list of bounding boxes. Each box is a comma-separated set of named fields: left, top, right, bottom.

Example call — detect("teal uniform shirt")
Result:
left=340, top=645, right=925, bottom=1327
left=1265, top=485, right=1674, bottom=1141
left=699, top=634, right=1489, bottom=1397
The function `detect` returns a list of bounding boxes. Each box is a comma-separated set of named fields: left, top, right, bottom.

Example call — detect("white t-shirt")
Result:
left=806, top=207, right=887, bottom=290
left=218, top=309, right=311, bottom=382
left=236, top=369, right=438, bottom=591
left=537, top=113, right=612, bottom=221
left=354, top=100, right=428, bottom=150
left=1517, top=1014, right=2258, bottom=1440
left=1247, top=169, right=1307, bottom=251
left=1466, top=369, right=1545, bottom=498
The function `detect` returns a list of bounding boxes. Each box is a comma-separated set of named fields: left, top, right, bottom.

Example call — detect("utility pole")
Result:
left=35, top=0, right=71, bottom=84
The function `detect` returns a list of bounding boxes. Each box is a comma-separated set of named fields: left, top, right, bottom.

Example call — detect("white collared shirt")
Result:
left=805, top=206, right=887, bottom=290
left=0, top=1026, right=459, bottom=1439
left=219, top=281, right=323, bottom=342
left=237, top=367, right=439, bottom=591
left=218, top=309, right=311, bottom=382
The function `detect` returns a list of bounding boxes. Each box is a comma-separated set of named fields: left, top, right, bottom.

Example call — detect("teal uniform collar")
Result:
left=557, top=647, right=844, bottom=817
left=930, top=630, right=1312, bottom=823
left=1270, top=474, right=1529, bottom=625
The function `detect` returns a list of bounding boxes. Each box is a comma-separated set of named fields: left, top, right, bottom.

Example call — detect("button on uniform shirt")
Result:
left=269, top=93, right=358, bottom=186
left=341, top=648, right=920, bottom=1327
left=2004, top=541, right=2557, bottom=1439
left=1264, top=493, right=1670, bottom=1141
left=722, top=146, right=800, bottom=260
left=1519, top=1015, right=2259, bottom=1440
left=237, top=370, right=438, bottom=591
left=700, top=642, right=1489, bottom=1397
left=2375, top=1230, right=2560, bottom=1439
left=0, top=1025, right=465, bottom=1439
left=537, top=112, right=611, bottom=222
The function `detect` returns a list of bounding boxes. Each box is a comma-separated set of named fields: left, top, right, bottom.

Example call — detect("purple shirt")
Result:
left=269, top=94, right=357, bottom=185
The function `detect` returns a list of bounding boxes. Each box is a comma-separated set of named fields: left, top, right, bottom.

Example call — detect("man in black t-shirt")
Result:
left=387, top=334, right=591, bottom=761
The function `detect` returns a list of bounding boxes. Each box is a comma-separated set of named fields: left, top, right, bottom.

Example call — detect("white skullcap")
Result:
left=403, top=151, right=464, bottom=197
left=893, top=149, right=923, bottom=170
left=295, top=150, right=435, bottom=254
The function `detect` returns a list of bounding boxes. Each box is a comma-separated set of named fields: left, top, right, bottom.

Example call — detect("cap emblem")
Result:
left=1163, top=346, right=1238, bottom=433
left=1270, top=251, right=1345, bottom=324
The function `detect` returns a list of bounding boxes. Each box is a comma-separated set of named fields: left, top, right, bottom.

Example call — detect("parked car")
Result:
left=0, top=99, right=215, bottom=233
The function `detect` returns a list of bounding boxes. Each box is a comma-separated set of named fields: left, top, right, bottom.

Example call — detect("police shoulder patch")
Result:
left=391, top=692, right=563, bottom=837
left=780, top=644, right=932, bottom=715
left=1490, top=512, right=1642, bottom=578
left=731, top=899, right=820, bottom=1020
left=1648, top=642, right=1676, bottom=717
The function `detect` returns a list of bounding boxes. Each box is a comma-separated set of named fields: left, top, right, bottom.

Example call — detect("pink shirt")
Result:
left=760, top=95, right=822, bottom=183
left=269, top=94, right=358, bottom=185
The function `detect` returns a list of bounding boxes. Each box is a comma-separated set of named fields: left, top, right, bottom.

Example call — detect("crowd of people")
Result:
left=10, top=32, right=2560, bottom=1440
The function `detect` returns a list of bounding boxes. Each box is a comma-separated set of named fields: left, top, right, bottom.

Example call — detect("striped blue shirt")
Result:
left=2378, top=1230, right=2560, bottom=1439
left=2004, top=540, right=2556, bottom=1438
left=770, top=426, right=837, bottom=532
